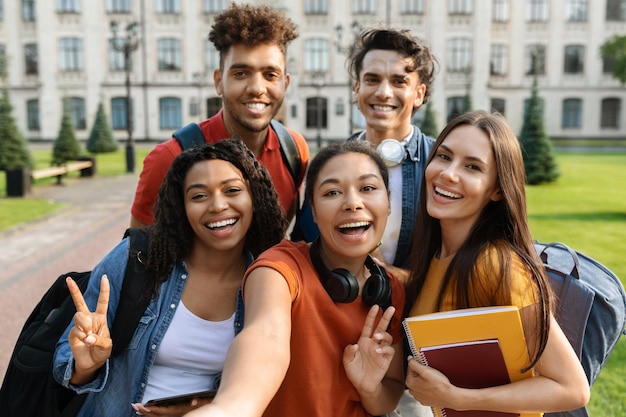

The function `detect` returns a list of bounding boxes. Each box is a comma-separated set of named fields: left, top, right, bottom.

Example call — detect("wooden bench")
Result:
left=32, top=160, right=95, bottom=184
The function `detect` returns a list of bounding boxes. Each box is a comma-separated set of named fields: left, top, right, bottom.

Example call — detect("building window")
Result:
left=59, top=38, right=83, bottom=71
left=603, top=56, right=615, bottom=74
left=0, top=45, right=5, bottom=78
left=27, top=99, right=40, bottom=130
left=157, top=0, right=179, bottom=13
left=24, top=43, right=38, bottom=75
left=447, top=38, right=472, bottom=72
left=564, top=45, right=584, bottom=74
left=64, top=97, right=86, bottom=129
left=57, top=0, right=80, bottom=13
left=305, top=0, right=328, bottom=15
left=490, top=44, right=508, bottom=76
left=449, top=0, right=473, bottom=14
left=401, top=0, right=424, bottom=14
left=353, top=0, right=375, bottom=14
left=111, top=97, right=130, bottom=129
left=159, top=97, right=182, bottom=129
left=606, top=0, right=626, bottom=21
left=601, top=98, right=621, bottom=128
left=491, top=98, right=506, bottom=116
left=565, top=0, right=587, bottom=21
left=203, top=0, right=227, bottom=14
left=108, top=40, right=127, bottom=71
left=492, top=0, right=509, bottom=22
left=23, top=0, right=36, bottom=21
left=206, top=97, right=221, bottom=118
left=447, top=96, right=465, bottom=121
left=562, top=98, right=582, bottom=128
left=107, top=0, right=130, bottom=13
left=306, top=96, right=328, bottom=129
left=525, top=44, right=546, bottom=75
left=158, top=38, right=181, bottom=71
left=0, top=0, right=3, bottom=21
left=205, top=40, right=220, bottom=72
left=526, top=0, right=549, bottom=22
left=304, top=38, right=329, bottom=73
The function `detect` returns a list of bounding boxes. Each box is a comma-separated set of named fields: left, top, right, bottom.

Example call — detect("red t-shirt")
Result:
left=130, top=110, right=309, bottom=225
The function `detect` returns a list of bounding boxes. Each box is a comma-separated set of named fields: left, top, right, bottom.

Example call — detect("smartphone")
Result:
left=144, top=389, right=217, bottom=407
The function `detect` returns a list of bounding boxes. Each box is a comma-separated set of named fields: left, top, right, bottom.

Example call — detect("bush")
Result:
left=419, top=101, right=439, bottom=138
left=518, top=77, right=559, bottom=185
left=87, top=102, right=118, bottom=153
left=52, top=112, right=81, bottom=165
left=0, top=88, right=33, bottom=170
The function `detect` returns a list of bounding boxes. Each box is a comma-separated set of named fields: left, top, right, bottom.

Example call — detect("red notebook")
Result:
left=419, top=339, right=517, bottom=417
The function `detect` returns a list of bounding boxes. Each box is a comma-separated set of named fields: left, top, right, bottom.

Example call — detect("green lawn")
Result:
left=526, top=152, right=626, bottom=417
left=0, top=146, right=152, bottom=233
left=1, top=148, right=625, bottom=415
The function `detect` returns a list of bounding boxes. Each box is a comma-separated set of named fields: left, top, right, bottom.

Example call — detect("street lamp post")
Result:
left=192, top=72, right=204, bottom=119
left=110, top=21, right=140, bottom=173
left=335, top=21, right=362, bottom=136
left=313, top=72, right=325, bottom=150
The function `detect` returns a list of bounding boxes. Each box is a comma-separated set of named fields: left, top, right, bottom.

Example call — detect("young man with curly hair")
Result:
left=130, top=4, right=309, bottom=229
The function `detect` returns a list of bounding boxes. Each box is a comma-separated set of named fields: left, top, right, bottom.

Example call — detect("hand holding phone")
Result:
left=143, top=389, right=217, bottom=407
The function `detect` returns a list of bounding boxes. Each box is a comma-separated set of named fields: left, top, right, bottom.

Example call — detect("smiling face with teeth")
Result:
left=353, top=49, right=425, bottom=145
left=184, top=159, right=253, bottom=253
left=310, top=151, right=390, bottom=266
left=425, top=124, right=502, bottom=241
left=214, top=43, right=290, bottom=146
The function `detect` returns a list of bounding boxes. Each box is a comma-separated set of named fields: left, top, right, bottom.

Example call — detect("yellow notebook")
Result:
left=403, top=306, right=542, bottom=417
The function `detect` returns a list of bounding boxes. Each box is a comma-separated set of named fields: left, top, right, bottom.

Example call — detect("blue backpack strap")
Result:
left=172, top=123, right=206, bottom=151
left=270, top=119, right=301, bottom=185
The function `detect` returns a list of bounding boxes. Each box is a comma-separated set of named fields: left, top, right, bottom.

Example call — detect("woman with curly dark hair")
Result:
left=53, top=139, right=287, bottom=417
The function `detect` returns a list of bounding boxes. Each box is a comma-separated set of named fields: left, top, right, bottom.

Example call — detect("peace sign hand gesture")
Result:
left=66, top=274, right=113, bottom=385
left=343, top=304, right=396, bottom=395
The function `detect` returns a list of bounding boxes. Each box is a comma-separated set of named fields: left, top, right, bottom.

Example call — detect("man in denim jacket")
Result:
left=295, top=29, right=436, bottom=283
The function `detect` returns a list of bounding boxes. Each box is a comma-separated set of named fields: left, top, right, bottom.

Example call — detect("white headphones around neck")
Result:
left=357, top=130, right=412, bottom=167
left=376, top=139, right=408, bottom=167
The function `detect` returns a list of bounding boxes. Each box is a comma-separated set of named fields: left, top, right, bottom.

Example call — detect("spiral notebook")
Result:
left=403, top=306, right=542, bottom=417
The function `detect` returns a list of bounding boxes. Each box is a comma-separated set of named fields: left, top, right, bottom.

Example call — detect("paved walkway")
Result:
left=0, top=172, right=140, bottom=380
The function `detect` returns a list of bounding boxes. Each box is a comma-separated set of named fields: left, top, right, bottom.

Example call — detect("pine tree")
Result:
left=419, top=101, right=439, bottom=138
left=87, top=102, right=118, bottom=153
left=52, top=112, right=81, bottom=165
left=0, top=88, right=34, bottom=170
left=518, top=76, right=559, bottom=185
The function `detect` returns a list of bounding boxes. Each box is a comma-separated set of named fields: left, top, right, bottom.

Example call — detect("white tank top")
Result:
left=141, top=301, right=235, bottom=403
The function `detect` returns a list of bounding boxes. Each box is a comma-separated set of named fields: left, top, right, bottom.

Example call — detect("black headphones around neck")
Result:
left=309, top=239, right=392, bottom=309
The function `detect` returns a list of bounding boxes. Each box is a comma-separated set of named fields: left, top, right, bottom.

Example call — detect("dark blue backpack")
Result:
left=0, top=228, right=152, bottom=417
left=535, top=242, right=626, bottom=417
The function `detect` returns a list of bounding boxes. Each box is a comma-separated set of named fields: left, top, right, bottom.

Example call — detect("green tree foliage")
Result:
left=0, top=88, right=34, bottom=170
left=600, top=35, right=626, bottom=84
left=518, top=77, right=559, bottom=185
left=87, top=102, right=118, bottom=153
left=419, top=101, right=439, bottom=138
left=53, top=112, right=81, bottom=165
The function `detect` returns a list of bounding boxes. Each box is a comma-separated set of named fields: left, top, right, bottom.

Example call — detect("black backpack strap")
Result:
left=270, top=119, right=301, bottom=186
left=110, top=228, right=151, bottom=356
left=172, top=123, right=206, bottom=151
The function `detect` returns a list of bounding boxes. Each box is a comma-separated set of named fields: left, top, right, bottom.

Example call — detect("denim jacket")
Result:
left=52, top=237, right=248, bottom=417
left=391, top=125, right=435, bottom=267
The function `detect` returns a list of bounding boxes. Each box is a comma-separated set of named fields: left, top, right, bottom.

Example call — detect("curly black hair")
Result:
left=145, top=139, right=287, bottom=295
left=208, top=3, right=298, bottom=68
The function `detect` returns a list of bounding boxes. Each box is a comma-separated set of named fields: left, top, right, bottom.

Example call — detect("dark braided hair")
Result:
left=145, top=139, right=287, bottom=295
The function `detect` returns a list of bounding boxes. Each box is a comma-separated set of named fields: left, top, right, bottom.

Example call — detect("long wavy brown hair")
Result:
left=405, top=111, right=552, bottom=370
left=144, top=139, right=287, bottom=295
